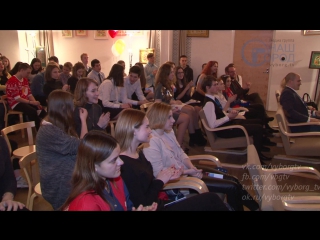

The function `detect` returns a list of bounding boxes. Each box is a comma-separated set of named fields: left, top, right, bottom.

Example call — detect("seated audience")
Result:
left=98, top=63, right=132, bottom=120
left=43, top=62, right=64, bottom=100
left=154, top=63, right=206, bottom=150
left=87, top=59, right=105, bottom=86
left=80, top=53, right=92, bottom=76
left=36, top=90, right=88, bottom=210
left=60, top=130, right=158, bottom=211
left=117, top=60, right=127, bottom=77
left=143, top=102, right=260, bottom=211
left=0, top=56, right=11, bottom=73
left=29, top=58, right=43, bottom=84
left=280, top=72, right=320, bottom=132
left=144, top=53, right=158, bottom=89
left=59, top=61, right=73, bottom=86
left=115, top=108, right=230, bottom=211
left=5, top=63, right=46, bottom=130
left=178, top=55, right=193, bottom=83
left=67, top=62, right=85, bottom=94
left=123, top=65, right=149, bottom=109
left=201, top=75, right=272, bottom=163
left=135, top=62, right=154, bottom=100
left=0, top=59, right=11, bottom=96
left=224, top=63, right=276, bottom=133
left=192, top=60, right=218, bottom=104
left=195, top=63, right=207, bottom=88
left=73, top=77, right=110, bottom=136
left=48, top=56, right=63, bottom=72
left=8, top=62, right=21, bottom=78
left=30, top=65, right=47, bottom=106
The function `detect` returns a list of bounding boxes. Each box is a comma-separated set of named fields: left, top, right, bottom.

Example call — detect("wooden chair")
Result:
left=108, top=120, right=117, bottom=137
left=198, top=109, right=253, bottom=168
left=139, top=143, right=226, bottom=201
left=18, top=151, right=44, bottom=210
left=274, top=105, right=320, bottom=165
left=1, top=121, right=36, bottom=160
left=0, top=95, right=24, bottom=138
left=247, top=144, right=320, bottom=211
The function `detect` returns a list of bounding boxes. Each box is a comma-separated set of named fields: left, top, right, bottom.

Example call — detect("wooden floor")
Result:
left=10, top=111, right=320, bottom=211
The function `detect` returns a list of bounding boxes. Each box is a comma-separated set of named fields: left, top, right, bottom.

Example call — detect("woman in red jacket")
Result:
left=60, top=130, right=157, bottom=211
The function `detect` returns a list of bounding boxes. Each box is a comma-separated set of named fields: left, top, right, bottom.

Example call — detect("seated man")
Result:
left=123, top=65, right=149, bottom=109
left=280, top=72, right=320, bottom=132
left=201, top=74, right=272, bottom=163
left=225, top=63, right=276, bottom=132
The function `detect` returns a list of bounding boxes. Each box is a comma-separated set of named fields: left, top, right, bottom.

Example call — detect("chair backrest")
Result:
left=198, top=109, right=219, bottom=143
left=246, top=144, right=284, bottom=211
left=1, top=95, right=9, bottom=120
left=275, top=106, right=291, bottom=146
left=1, top=121, right=36, bottom=155
left=18, top=151, right=40, bottom=208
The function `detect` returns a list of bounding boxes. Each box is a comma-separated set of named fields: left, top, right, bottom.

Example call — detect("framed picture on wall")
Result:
left=75, top=30, right=87, bottom=36
left=94, top=30, right=109, bottom=39
left=139, top=48, right=155, bottom=64
left=309, top=51, right=320, bottom=69
left=62, top=30, right=73, bottom=37
left=187, top=30, right=209, bottom=37
left=303, top=30, right=320, bottom=36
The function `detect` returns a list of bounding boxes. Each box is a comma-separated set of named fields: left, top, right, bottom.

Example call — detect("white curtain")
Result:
left=38, top=30, right=54, bottom=65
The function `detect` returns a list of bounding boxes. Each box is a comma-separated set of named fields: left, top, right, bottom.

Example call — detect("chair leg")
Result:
left=19, top=113, right=25, bottom=138
left=29, top=193, right=37, bottom=211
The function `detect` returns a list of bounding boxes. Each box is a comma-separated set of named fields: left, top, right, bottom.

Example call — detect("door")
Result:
left=233, top=30, right=274, bottom=107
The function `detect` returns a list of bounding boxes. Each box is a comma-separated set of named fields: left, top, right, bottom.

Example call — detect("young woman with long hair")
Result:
left=60, top=130, right=157, bottom=211
left=143, top=102, right=260, bottom=211
left=36, top=89, right=88, bottom=210
left=73, top=77, right=110, bottom=136
left=115, top=108, right=230, bottom=211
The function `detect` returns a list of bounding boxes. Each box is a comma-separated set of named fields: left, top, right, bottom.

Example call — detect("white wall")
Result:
left=190, top=30, right=235, bottom=80
left=52, top=30, right=149, bottom=75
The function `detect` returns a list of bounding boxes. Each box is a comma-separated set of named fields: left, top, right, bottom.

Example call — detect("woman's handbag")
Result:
left=302, top=93, right=318, bottom=110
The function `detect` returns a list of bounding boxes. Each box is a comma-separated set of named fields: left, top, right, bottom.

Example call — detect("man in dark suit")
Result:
left=280, top=72, right=320, bottom=132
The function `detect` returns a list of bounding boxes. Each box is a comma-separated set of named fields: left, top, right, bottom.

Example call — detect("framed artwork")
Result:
left=62, top=30, right=73, bottom=37
left=94, top=30, right=109, bottom=39
left=75, top=30, right=87, bottom=36
left=187, top=30, right=209, bottom=38
left=139, top=48, right=155, bottom=64
left=303, top=30, right=320, bottom=36
left=309, top=51, right=320, bottom=69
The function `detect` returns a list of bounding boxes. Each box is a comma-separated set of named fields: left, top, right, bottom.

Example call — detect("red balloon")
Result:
left=108, top=30, right=118, bottom=38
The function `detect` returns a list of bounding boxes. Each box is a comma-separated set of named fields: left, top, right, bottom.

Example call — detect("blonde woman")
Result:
left=143, top=102, right=260, bottom=211
left=115, top=108, right=230, bottom=211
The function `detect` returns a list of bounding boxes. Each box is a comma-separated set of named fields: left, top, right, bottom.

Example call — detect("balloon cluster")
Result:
left=108, top=30, right=126, bottom=56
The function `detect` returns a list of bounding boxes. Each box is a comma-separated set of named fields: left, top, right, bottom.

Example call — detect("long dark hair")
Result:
left=45, top=90, right=78, bottom=137
left=60, top=130, right=119, bottom=211
left=106, top=63, right=124, bottom=87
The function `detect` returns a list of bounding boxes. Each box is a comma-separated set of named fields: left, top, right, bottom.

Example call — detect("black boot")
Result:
left=195, top=128, right=207, bottom=146
left=189, top=133, right=197, bottom=147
